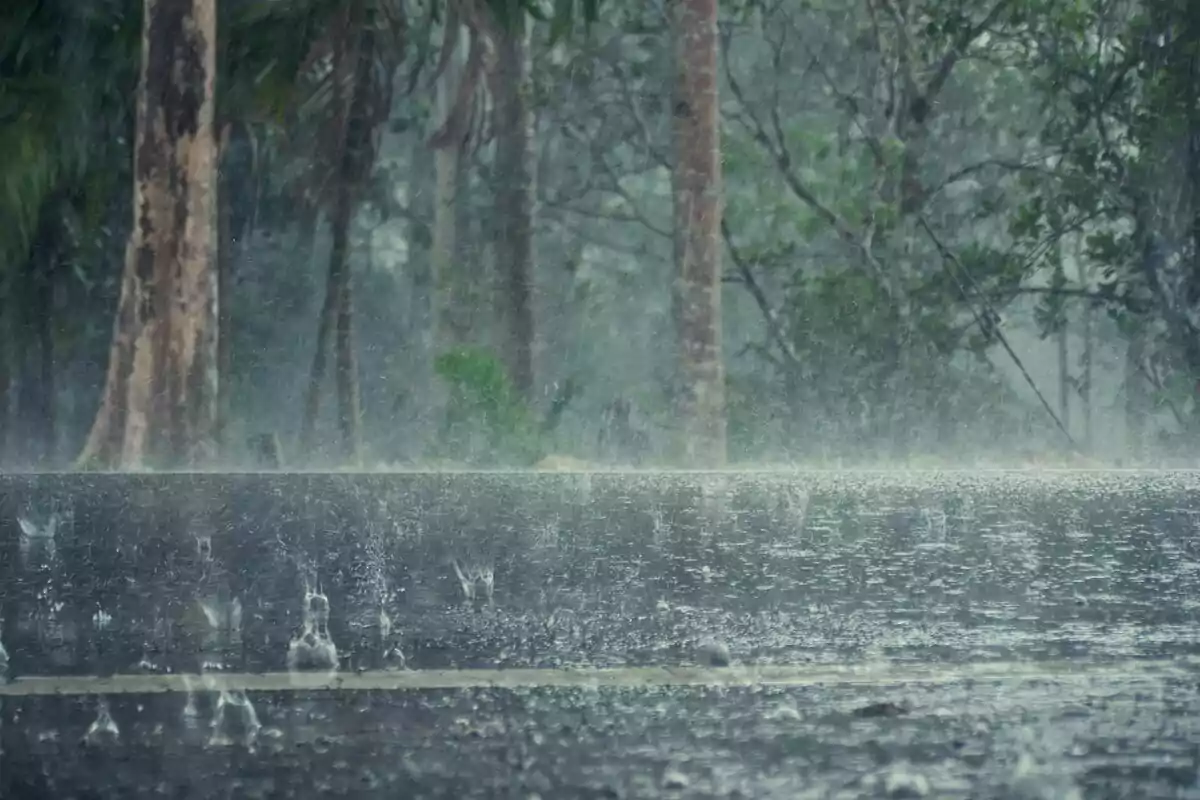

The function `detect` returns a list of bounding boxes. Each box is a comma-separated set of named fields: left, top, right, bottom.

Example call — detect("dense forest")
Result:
left=2, top=0, right=1199, bottom=469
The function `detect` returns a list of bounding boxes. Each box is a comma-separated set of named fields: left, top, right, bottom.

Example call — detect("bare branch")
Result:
left=926, top=157, right=1055, bottom=197
left=560, top=122, right=672, bottom=239
left=540, top=194, right=671, bottom=236
left=721, top=47, right=901, bottom=305
left=720, top=219, right=801, bottom=370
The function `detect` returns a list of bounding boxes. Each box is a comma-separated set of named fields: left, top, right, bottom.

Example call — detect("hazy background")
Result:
left=2, top=0, right=1193, bottom=469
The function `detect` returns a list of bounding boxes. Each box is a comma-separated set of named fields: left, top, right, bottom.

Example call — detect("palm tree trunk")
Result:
left=333, top=203, right=362, bottom=463
left=77, top=0, right=218, bottom=469
left=431, top=31, right=469, bottom=352
left=669, top=0, right=726, bottom=465
left=300, top=2, right=374, bottom=463
left=299, top=233, right=339, bottom=452
left=493, top=11, right=537, bottom=400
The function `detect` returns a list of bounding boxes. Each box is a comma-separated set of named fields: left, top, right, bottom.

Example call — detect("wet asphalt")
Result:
left=1, top=470, right=1199, bottom=798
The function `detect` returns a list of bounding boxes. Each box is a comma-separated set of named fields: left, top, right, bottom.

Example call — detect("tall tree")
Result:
left=670, top=0, right=725, bottom=464
left=78, top=0, right=218, bottom=469
left=431, top=32, right=468, bottom=350
left=493, top=10, right=537, bottom=400
left=298, top=0, right=391, bottom=463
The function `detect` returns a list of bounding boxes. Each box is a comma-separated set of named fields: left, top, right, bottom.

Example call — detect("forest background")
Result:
left=2, top=0, right=1198, bottom=470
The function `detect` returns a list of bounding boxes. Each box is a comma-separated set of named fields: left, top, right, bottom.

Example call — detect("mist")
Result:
left=1, top=0, right=1194, bottom=471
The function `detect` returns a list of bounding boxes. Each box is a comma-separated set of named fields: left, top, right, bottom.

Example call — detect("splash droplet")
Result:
left=82, top=698, right=120, bottom=747
left=209, top=689, right=261, bottom=749
left=287, top=587, right=338, bottom=673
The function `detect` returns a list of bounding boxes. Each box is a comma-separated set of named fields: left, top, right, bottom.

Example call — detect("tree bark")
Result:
left=78, top=0, right=218, bottom=469
left=334, top=201, right=363, bottom=462
left=299, top=2, right=372, bottom=463
left=431, top=31, right=469, bottom=351
left=493, top=11, right=537, bottom=401
left=670, top=0, right=726, bottom=465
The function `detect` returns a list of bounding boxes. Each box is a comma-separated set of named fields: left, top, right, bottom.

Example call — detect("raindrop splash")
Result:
left=452, top=558, right=495, bottom=608
left=181, top=676, right=200, bottom=730
left=208, top=689, right=261, bottom=750
left=17, top=512, right=63, bottom=570
left=81, top=697, right=120, bottom=747
left=91, top=606, right=113, bottom=632
left=287, top=585, right=338, bottom=674
left=193, top=531, right=213, bottom=563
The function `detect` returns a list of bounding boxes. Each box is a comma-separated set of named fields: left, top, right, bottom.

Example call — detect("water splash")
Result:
left=17, top=511, right=64, bottom=570
left=181, top=675, right=200, bottom=730
left=452, top=558, right=495, bottom=608
left=650, top=504, right=671, bottom=546
left=778, top=486, right=810, bottom=535
left=180, top=590, right=243, bottom=673
left=81, top=697, right=120, bottom=747
left=377, top=607, right=406, bottom=669
left=287, top=584, right=338, bottom=673
left=193, top=531, right=213, bottom=563
left=208, top=689, right=261, bottom=750
left=0, top=629, right=8, bottom=682
left=91, top=606, right=113, bottom=632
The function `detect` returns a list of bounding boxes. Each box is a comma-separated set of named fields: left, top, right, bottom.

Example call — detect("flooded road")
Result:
left=0, top=470, right=1198, bottom=797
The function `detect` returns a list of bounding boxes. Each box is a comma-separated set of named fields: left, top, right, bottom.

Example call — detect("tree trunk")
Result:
left=432, top=146, right=463, bottom=347
left=431, top=32, right=469, bottom=351
left=334, top=206, right=362, bottom=463
left=299, top=2, right=373, bottom=463
left=299, top=226, right=338, bottom=453
left=493, top=11, right=537, bottom=401
left=1053, top=249, right=1071, bottom=440
left=1125, top=329, right=1146, bottom=461
left=669, top=0, right=726, bottom=465
left=1057, top=318, right=1070, bottom=433
left=1080, top=260, right=1094, bottom=453
left=404, top=134, right=436, bottom=458
left=78, top=0, right=218, bottom=469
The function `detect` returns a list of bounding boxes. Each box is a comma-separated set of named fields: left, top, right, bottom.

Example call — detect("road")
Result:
left=1, top=470, right=1198, bottom=797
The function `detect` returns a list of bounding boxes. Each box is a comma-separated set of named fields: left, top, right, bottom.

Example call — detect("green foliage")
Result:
left=0, top=0, right=139, bottom=277
left=432, top=346, right=542, bottom=465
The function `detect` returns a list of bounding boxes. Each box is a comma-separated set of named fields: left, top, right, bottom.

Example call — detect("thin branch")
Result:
left=720, top=37, right=900, bottom=303
left=561, top=122, right=671, bottom=238
left=720, top=219, right=802, bottom=370
left=918, top=215, right=1079, bottom=451
left=927, top=157, right=1055, bottom=196
left=540, top=195, right=671, bottom=236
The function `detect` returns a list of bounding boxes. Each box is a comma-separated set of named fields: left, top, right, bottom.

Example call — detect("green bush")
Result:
left=432, top=346, right=542, bottom=465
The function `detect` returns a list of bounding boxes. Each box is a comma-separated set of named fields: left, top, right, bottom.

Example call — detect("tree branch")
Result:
left=720, top=35, right=901, bottom=304
left=720, top=219, right=802, bottom=370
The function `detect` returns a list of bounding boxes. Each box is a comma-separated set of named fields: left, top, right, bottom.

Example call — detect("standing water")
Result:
left=0, top=470, right=1197, bottom=798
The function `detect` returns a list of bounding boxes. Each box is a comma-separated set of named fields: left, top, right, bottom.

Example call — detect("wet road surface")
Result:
left=1, top=470, right=1199, bottom=797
